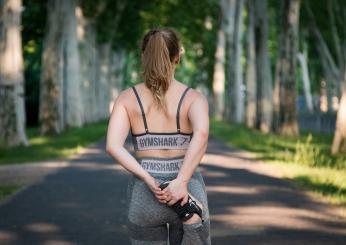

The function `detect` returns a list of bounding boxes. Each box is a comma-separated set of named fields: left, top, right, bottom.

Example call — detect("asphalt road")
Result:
left=0, top=135, right=345, bottom=245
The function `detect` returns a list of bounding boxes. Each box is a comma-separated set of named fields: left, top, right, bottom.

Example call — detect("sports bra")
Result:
left=130, top=85, right=193, bottom=151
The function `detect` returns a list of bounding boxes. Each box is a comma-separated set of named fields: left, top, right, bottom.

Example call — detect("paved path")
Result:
left=0, top=135, right=345, bottom=245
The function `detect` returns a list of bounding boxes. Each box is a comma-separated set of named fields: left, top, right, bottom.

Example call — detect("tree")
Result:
left=297, top=42, right=314, bottom=113
left=332, top=67, right=346, bottom=154
left=0, top=0, right=29, bottom=146
left=254, top=0, right=272, bottom=133
left=212, top=0, right=227, bottom=120
left=224, top=0, right=244, bottom=123
left=244, top=0, right=256, bottom=128
left=275, top=0, right=301, bottom=136
left=39, top=0, right=83, bottom=134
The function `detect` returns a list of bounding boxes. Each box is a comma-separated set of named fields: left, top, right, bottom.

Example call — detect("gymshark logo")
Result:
left=138, top=136, right=190, bottom=149
left=141, top=160, right=183, bottom=173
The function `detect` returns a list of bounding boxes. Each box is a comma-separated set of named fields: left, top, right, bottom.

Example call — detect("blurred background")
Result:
left=0, top=0, right=346, bottom=237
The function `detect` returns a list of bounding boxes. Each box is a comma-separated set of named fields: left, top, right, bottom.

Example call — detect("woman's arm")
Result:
left=163, top=90, right=209, bottom=206
left=105, top=91, right=164, bottom=201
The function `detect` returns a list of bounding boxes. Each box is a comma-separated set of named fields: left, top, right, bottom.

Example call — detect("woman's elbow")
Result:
left=105, top=143, right=120, bottom=156
left=195, top=128, right=209, bottom=142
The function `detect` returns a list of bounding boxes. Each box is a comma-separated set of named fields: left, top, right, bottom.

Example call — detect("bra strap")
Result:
left=176, top=86, right=191, bottom=133
left=132, top=86, right=149, bottom=133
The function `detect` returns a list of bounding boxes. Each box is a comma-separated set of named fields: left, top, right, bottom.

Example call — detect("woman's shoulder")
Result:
left=174, top=81, right=208, bottom=110
left=113, top=86, right=136, bottom=106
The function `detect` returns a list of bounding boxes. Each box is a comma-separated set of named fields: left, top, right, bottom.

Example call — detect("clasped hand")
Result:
left=144, top=176, right=189, bottom=206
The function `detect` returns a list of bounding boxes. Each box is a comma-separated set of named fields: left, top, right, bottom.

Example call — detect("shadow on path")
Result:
left=0, top=135, right=345, bottom=245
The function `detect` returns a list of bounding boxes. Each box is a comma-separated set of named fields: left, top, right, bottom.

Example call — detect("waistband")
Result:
left=135, top=155, right=185, bottom=174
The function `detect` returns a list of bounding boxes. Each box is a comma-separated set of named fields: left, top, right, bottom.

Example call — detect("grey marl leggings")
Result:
left=126, top=155, right=211, bottom=245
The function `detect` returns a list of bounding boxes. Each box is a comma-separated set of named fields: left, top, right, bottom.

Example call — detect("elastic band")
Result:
left=132, top=86, right=149, bottom=133
left=176, top=86, right=191, bottom=133
left=137, top=157, right=185, bottom=174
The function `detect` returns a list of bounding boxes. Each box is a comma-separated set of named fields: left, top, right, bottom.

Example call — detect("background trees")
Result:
left=0, top=0, right=28, bottom=147
left=0, top=0, right=345, bottom=155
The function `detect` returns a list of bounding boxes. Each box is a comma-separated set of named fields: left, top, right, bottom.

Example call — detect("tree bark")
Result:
left=97, top=42, right=111, bottom=120
left=245, top=0, right=256, bottom=128
left=76, top=6, right=99, bottom=123
left=212, top=0, right=227, bottom=120
left=64, top=0, right=83, bottom=128
left=276, top=0, right=301, bottom=136
left=39, top=0, right=83, bottom=135
left=225, top=0, right=244, bottom=123
left=109, top=49, right=126, bottom=111
left=0, top=0, right=29, bottom=146
left=223, top=0, right=237, bottom=121
left=331, top=68, right=346, bottom=154
left=254, top=0, right=272, bottom=133
left=297, top=43, right=313, bottom=113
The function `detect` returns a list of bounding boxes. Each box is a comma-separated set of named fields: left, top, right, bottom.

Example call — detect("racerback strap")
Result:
left=132, top=85, right=191, bottom=134
left=176, top=86, right=191, bottom=133
left=132, top=86, right=149, bottom=133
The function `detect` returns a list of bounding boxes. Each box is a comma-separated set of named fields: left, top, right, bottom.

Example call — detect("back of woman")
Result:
left=106, top=27, right=211, bottom=245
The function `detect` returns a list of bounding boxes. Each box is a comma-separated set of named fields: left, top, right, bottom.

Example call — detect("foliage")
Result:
left=22, top=0, right=47, bottom=126
left=0, top=185, right=21, bottom=201
left=0, top=121, right=108, bottom=165
left=210, top=118, right=346, bottom=206
left=210, top=118, right=346, bottom=169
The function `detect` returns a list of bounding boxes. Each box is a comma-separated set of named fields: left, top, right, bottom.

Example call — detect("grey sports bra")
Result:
left=130, top=85, right=193, bottom=151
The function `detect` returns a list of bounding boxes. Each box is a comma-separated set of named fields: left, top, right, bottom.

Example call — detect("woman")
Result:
left=106, top=27, right=210, bottom=244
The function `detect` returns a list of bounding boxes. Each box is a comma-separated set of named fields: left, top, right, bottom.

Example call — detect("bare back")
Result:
left=125, top=81, right=195, bottom=158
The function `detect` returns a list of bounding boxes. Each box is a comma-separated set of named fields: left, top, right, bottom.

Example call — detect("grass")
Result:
left=0, top=120, right=109, bottom=165
left=0, top=185, right=22, bottom=201
left=210, top=118, right=346, bottom=207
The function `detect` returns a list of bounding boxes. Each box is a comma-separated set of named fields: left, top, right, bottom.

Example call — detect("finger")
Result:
left=152, top=185, right=162, bottom=192
left=155, top=195, right=166, bottom=201
left=167, top=198, right=177, bottom=206
left=152, top=187, right=163, bottom=194
left=180, top=195, right=189, bottom=206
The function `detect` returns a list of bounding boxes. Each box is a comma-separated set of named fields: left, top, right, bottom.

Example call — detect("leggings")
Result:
left=126, top=155, right=211, bottom=245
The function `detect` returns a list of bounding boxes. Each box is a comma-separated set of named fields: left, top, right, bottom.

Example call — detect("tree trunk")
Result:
left=272, top=61, right=281, bottom=132
left=297, top=43, right=313, bottom=113
left=39, top=0, right=83, bottom=135
left=109, top=49, right=126, bottom=111
left=254, top=0, right=272, bottom=133
left=0, top=0, right=29, bottom=147
left=223, top=0, right=237, bottom=121
left=97, top=43, right=111, bottom=120
left=63, top=0, right=83, bottom=128
left=76, top=6, right=99, bottom=123
left=233, top=0, right=244, bottom=123
left=212, top=0, right=227, bottom=120
left=277, top=0, right=301, bottom=136
left=245, top=0, right=256, bottom=128
left=225, top=0, right=244, bottom=123
left=331, top=68, right=346, bottom=154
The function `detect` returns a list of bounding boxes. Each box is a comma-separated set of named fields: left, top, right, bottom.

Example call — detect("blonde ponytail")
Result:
left=141, top=28, right=181, bottom=116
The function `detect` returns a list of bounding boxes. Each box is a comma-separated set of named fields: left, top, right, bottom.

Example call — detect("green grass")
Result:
left=0, top=120, right=108, bottom=165
left=210, top=118, right=346, bottom=206
left=0, top=185, right=22, bottom=201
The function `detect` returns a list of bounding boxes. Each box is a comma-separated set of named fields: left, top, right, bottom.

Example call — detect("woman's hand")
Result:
left=162, top=178, right=189, bottom=206
left=143, top=175, right=167, bottom=204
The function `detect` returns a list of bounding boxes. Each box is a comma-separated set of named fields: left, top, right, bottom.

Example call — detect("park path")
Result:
left=0, top=135, right=345, bottom=245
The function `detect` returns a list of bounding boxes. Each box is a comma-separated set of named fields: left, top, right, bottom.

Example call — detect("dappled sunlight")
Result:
left=0, top=230, right=17, bottom=242
left=207, top=185, right=258, bottom=194
left=25, top=223, right=60, bottom=233
left=43, top=240, right=77, bottom=245
left=212, top=204, right=346, bottom=235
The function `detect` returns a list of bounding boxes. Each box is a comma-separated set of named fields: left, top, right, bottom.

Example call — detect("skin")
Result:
left=106, top=54, right=209, bottom=225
